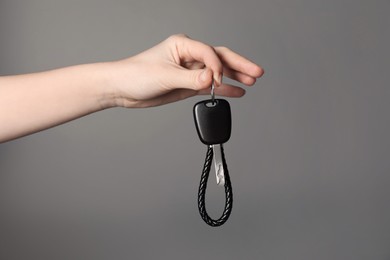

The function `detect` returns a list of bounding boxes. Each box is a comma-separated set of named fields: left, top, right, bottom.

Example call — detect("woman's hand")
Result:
left=107, top=34, right=264, bottom=108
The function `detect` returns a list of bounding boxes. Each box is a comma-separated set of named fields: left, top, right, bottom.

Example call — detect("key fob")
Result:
left=193, top=99, right=231, bottom=145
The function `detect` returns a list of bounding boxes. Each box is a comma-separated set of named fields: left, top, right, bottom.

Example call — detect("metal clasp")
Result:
left=212, top=144, right=225, bottom=186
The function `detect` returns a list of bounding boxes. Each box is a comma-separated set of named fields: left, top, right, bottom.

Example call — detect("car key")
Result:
left=193, top=85, right=234, bottom=227
left=193, top=98, right=231, bottom=186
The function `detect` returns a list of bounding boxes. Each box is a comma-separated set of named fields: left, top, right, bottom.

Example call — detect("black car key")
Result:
left=193, top=99, right=231, bottom=186
left=193, top=98, right=231, bottom=145
left=193, top=97, right=233, bottom=227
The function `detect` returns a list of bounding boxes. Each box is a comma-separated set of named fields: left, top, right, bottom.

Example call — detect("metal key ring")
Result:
left=211, top=80, right=215, bottom=104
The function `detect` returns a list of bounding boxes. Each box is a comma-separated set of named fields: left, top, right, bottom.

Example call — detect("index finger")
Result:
left=169, top=34, right=223, bottom=86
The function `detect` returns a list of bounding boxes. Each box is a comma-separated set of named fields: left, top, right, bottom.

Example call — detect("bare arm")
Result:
left=0, top=63, right=116, bottom=142
left=0, top=34, right=264, bottom=143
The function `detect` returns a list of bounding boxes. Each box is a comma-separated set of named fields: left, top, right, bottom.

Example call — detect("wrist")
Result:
left=100, top=58, right=143, bottom=109
left=89, top=62, right=123, bottom=110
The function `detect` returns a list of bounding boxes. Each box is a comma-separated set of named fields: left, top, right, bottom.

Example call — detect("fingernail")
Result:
left=215, top=74, right=222, bottom=86
left=200, top=69, right=208, bottom=82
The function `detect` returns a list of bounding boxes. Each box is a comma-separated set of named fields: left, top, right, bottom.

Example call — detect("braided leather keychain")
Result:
left=193, top=83, right=233, bottom=227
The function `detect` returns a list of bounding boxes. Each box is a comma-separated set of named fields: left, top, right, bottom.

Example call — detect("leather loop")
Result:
left=197, top=144, right=233, bottom=227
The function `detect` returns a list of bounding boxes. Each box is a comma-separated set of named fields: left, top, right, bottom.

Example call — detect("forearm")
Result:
left=0, top=63, right=117, bottom=142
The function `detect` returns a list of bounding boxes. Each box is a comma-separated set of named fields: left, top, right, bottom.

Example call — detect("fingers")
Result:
left=145, top=84, right=246, bottom=108
left=168, top=34, right=223, bottom=86
left=215, top=46, right=264, bottom=79
left=166, top=34, right=264, bottom=92
left=223, top=66, right=257, bottom=86
left=197, top=83, right=246, bottom=98
left=167, top=67, right=213, bottom=91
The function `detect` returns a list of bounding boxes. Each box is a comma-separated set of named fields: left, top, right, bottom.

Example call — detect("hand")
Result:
left=107, top=34, right=264, bottom=108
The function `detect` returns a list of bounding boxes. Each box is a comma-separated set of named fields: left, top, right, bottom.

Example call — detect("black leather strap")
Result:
left=197, top=144, right=233, bottom=227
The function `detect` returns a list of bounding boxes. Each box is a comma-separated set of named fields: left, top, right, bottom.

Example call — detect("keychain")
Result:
left=193, top=82, right=233, bottom=227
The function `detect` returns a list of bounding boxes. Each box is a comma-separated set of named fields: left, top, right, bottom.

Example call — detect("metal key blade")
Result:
left=212, top=144, right=225, bottom=186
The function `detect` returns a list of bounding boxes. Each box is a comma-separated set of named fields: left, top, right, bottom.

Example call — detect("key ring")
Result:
left=211, top=80, right=215, bottom=104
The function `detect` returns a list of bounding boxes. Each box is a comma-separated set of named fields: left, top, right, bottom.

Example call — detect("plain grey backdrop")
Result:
left=1, top=0, right=389, bottom=259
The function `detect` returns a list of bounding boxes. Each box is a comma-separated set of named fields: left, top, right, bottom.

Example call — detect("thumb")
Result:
left=172, top=68, right=213, bottom=91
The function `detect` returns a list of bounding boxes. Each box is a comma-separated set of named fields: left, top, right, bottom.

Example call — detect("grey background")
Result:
left=1, top=0, right=389, bottom=259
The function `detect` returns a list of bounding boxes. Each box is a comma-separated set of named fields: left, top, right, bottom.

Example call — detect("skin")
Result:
left=0, top=34, right=264, bottom=143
